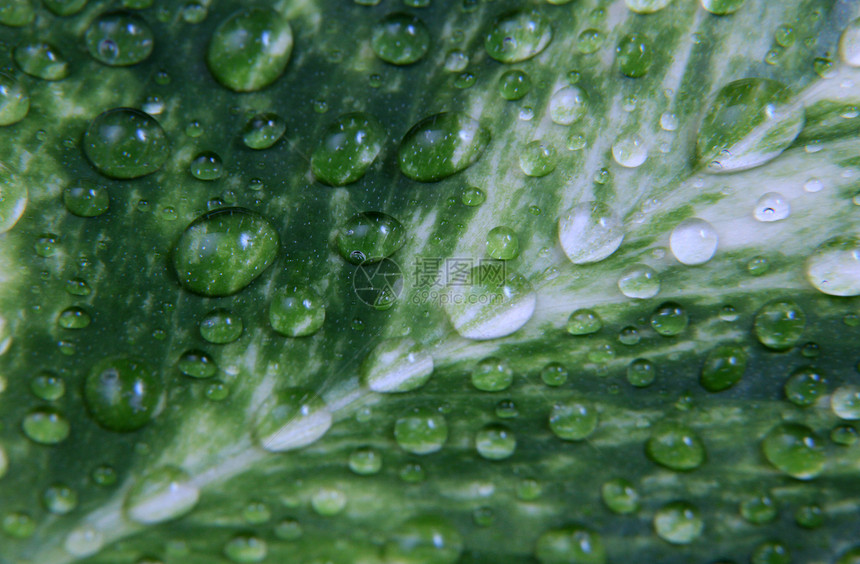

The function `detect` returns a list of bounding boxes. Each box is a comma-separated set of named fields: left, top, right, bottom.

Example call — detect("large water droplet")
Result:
left=486, top=226, right=519, bottom=260
left=567, top=309, right=602, bottom=335
left=63, top=179, right=109, bottom=217
left=839, top=18, right=860, bottom=67
left=384, top=515, right=462, bottom=564
left=700, top=344, right=747, bottom=392
left=654, top=501, right=703, bottom=544
left=601, top=478, right=640, bottom=514
left=700, top=0, right=745, bottom=15
left=254, top=388, right=331, bottom=452
left=0, top=0, right=34, bottom=27
left=784, top=366, right=826, bottom=407
left=200, top=308, right=243, bottom=344
left=535, top=526, right=606, bottom=564
left=650, top=302, right=688, bottom=336
left=177, top=350, right=217, bottom=379
left=312, top=112, right=385, bottom=186
left=172, top=208, right=279, bottom=297
left=0, top=164, right=27, bottom=234
left=336, top=211, right=405, bottom=265
left=22, top=407, right=70, bottom=444
left=86, top=12, right=154, bottom=66
left=398, top=112, right=490, bottom=182
left=0, top=71, right=29, bottom=126
left=84, top=356, right=162, bottom=432
left=43, top=483, right=78, bottom=514
left=832, top=385, right=860, bottom=420
left=83, top=108, right=169, bottom=179
left=362, top=337, right=433, bottom=393
left=549, top=399, right=598, bottom=441
left=207, top=8, right=293, bottom=92
left=471, top=357, right=513, bottom=391
left=241, top=112, right=286, bottom=150
left=557, top=202, right=624, bottom=264
left=190, top=151, right=223, bottom=180
left=762, top=422, right=825, bottom=479
left=13, top=42, right=69, bottom=80
left=618, top=264, right=660, bottom=299
left=753, top=192, right=790, bottom=222
left=442, top=264, right=536, bottom=340
left=269, top=285, right=325, bottom=337
left=645, top=421, right=706, bottom=471
left=616, top=34, right=653, bottom=77
left=753, top=300, right=805, bottom=350
left=549, top=86, right=587, bottom=125
left=371, top=13, right=430, bottom=65
left=519, top=140, right=557, bottom=176
left=805, top=236, right=860, bottom=296
left=125, top=466, right=199, bottom=524
left=484, top=10, right=552, bottom=63
left=669, top=218, right=718, bottom=265
left=475, top=424, right=516, bottom=460
left=697, top=78, right=803, bottom=172
left=498, top=69, right=531, bottom=101
left=611, top=135, right=648, bottom=167
left=394, top=408, right=447, bottom=454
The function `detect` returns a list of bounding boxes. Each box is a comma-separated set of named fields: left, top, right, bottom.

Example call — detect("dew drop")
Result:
left=371, top=13, right=430, bottom=65
left=86, top=12, right=154, bottom=66
left=484, top=10, right=552, bottom=63
left=557, top=202, right=624, bottom=264
left=549, top=86, right=587, bottom=125
left=83, top=108, right=169, bottom=179
left=254, top=388, right=332, bottom=452
left=398, top=112, right=490, bottom=182
left=618, top=264, right=660, bottom=299
left=669, top=218, right=718, bottom=265
left=753, top=192, right=790, bottom=222
left=311, top=113, right=385, bottom=186
left=125, top=466, right=199, bottom=524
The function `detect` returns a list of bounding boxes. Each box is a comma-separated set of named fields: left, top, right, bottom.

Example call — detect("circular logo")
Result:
left=352, top=258, right=404, bottom=309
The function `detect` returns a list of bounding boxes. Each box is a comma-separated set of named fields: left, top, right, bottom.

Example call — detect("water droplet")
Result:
left=484, top=10, right=552, bottom=63
left=462, top=186, right=486, bottom=206
left=371, top=13, right=430, bottom=65
left=751, top=541, right=790, bottom=564
left=241, top=112, right=286, bottom=150
left=498, top=69, right=531, bottom=100
left=177, top=350, right=217, bottom=379
left=616, top=33, right=653, bottom=77
left=832, top=385, right=860, bottom=420
left=698, top=343, right=746, bottom=392
left=2, top=512, right=34, bottom=539
left=269, top=285, right=326, bottom=337
left=224, top=534, right=267, bottom=563
left=601, top=478, right=640, bottom=514
left=13, top=42, right=69, bottom=80
left=567, top=309, right=601, bottom=335
left=650, top=302, right=688, bottom=336
left=83, top=108, right=168, bottom=179
left=670, top=218, right=718, bottom=265
left=442, top=264, right=536, bottom=340
left=399, top=462, right=425, bottom=483
left=349, top=446, right=383, bottom=475
left=30, top=371, right=65, bottom=401
left=34, top=233, right=58, bottom=257
left=753, top=300, right=805, bottom=350
left=475, top=424, right=516, bottom=460
left=471, top=357, right=513, bottom=392
left=384, top=515, right=462, bottom=563
left=65, top=526, right=104, bottom=558
left=557, top=202, right=624, bottom=264
left=698, top=78, right=802, bottom=172
left=200, top=308, right=243, bottom=344
left=753, top=192, right=790, bottom=222
left=189, top=151, right=223, bottom=180
left=645, top=421, right=706, bottom=471
left=336, top=211, right=405, bottom=265
left=659, top=111, right=678, bottom=131
left=496, top=399, right=519, bottom=418
left=611, top=135, right=648, bottom=167
left=172, top=208, right=279, bottom=297
left=0, top=71, right=29, bottom=126
left=618, top=264, right=660, bottom=299
left=519, top=140, right=557, bottom=176
left=395, top=408, right=447, bottom=454
left=549, top=399, right=598, bottom=441
left=63, top=179, right=109, bottom=217
left=91, top=464, right=117, bottom=486
left=0, top=0, right=35, bottom=26
left=535, top=526, right=606, bottom=564
left=207, top=8, right=293, bottom=92
left=625, top=0, right=671, bottom=13
left=43, top=483, right=78, bottom=514
left=784, top=366, right=826, bottom=407
left=311, top=487, right=347, bottom=515
left=86, top=12, right=154, bottom=66
left=805, top=236, right=860, bottom=296
left=740, top=493, right=777, bottom=524
left=700, top=0, right=745, bottom=15
left=627, top=358, right=656, bottom=387
left=311, top=112, right=385, bottom=186
left=398, top=112, right=490, bottom=182
left=84, top=357, right=162, bottom=432
left=125, top=466, right=199, bottom=524
left=654, top=501, right=703, bottom=544
left=254, top=387, right=331, bottom=452
left=839, top=18, right=860, bottom=67
left=274, top=518, right=303, bottom=540
left=762, top=422, right=825, bottom=479
left=618, top=326, right=640, bottom=346
left=57, top=306, right=91, bottom=330
left=549, top=86, right=587, bottom=125
left=832, top=424, right=858, bottom=446
left=22, top=407, right=70, bottom=444
left=774, top=24, right=795, bottom=47
left=181, top=1, right=206, bottom=23
left=540, top=362, right=568, bottom=387
left=795, top=505, right=824, bottom=529
left=444, top=50, right=469, bottom=72
left=577, top=28, right=604, bottom=54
